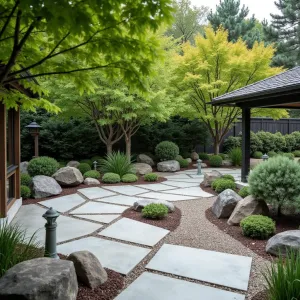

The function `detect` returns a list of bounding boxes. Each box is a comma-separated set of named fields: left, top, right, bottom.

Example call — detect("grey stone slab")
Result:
left=115, top=272, right=245, bottom=300
left=139, top=192, right=198, bottom=202
left=102, top=185, right=149, bottom=196
left=165, top=178, right=203, bottom=183
left=38, top=194, right=86, bottom=212
left=78, top=187, right=116, bottom=200
left=57, top=237, right=151, bottom=275
left=73, top=214, right=120, bottom=224
left=164, top=174, right=192, bottom=180
left=70, top=202, right=127, bottom=214
left=161, top=187, right=213, bottom=198
left=134, top=183, right=177, bottom=191
left=162, top=181, right=199, bottom=188
left=146, top=244, right=252, bottom=291
left=95, top=195, right=139, bottom=206
left=99, top=218, right=169, bottom=247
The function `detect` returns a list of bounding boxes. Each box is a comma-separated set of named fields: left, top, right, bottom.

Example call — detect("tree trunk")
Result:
left=213, top=140, right=220, bottom=155
left=277, top=203, right=282, bottom=217
left=125, top=136, right=131, bottom=162
left=107, top=143, right=113, bottom=155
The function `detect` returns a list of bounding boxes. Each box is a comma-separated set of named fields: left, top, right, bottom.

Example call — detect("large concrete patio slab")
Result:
left=164, top=174, right=192, bottom=180
left=96, top=195, right=139, bottom=206
left=167, top=178, right=203, bottom=183
left=115, top=272, right=245, bottom=300
left=103, top=185, right=149, bottom=196
left=99, top=218, right=169, bottom=246
left=38, top=194, right=86, bottom=212
left=162, top=181, right=199, bottom=188
left=78, top=187, right=116, bottom=200
left=161, top=187, right=213, bottom=198
left=139, top=192, right=197, bottom=202
left=135, top=183, right=176, bottom=191
left=57, top=237, right=151, bottom=275
left=73, top=214, right=120, bottom=224
left=70, top=202, right=127, bottom=214
left=146, top=244, right=252, bottom=291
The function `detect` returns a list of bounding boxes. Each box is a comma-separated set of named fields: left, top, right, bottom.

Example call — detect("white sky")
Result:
left=190, top=0, right=279, bottom=21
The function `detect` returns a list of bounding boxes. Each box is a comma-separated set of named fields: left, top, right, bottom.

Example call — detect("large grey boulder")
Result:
left=212, top=189, right=242, bottom=218
left=227, top=195, right=269, bottom=226
left=32, top=175, right=62, bottom=199
left=191, top=152, right=199, bottom=161
left=137, top=154, right=154, bottom=167
left=67, top=161, right=80, bottom=168
left=20, top=161, right=29, bottom=174
left=133, top=163, right=152, bottom=175
left=266, top=230, right=300, bottom=256
left=53, top=167, right=83, bottom=186
left=202, top=170, right=222, bottom=187
left=157, top=160, right=180, bottom=172
left=68, top=251, right=107, bottom=289
left=84, top=177, right=100, bottom=185
left=133, top=198, right=175, bottom=213
left=0, top=258, right=78, bottom=300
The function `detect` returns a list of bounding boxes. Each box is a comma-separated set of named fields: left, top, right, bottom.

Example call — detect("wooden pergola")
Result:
left=212, top=66, right=300, bottom=183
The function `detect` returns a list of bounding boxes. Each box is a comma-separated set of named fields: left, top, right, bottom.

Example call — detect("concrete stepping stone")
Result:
left=70, top=202, right=127, bottom=214
left=139, top=192, right=197, bottom=202
left=166, top=178, right=203, bottom=183
left=102, top=185, right=149, bottom=196
left=57, top=237, right=151, bottom=275
left=164, top=174, right=192, bottom=180
left=72, top=214, right=120, bottom=224
left=99, top=218, right=169, bottom=246
left=161, top=187, right=213, bottom=198
left=135, top=183, right=177, bottom=191
left=115, top=272, right=245, bottom=300
left=38, top=194, right=86, bottom=212
left=96, top=195, right=140, bottom=206
left=146, top=244, right=252, bottom=291
left=78, top=187, right=116, bottom=200
left=162, top=181, right=199, bottom=188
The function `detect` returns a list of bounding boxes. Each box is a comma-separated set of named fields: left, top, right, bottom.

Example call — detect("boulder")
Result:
left=133, top=163, right=152, bottom=175
left=53, top=167, right=83, bottom=186
left=32, top=175, right=62, bottom=199
left=193, top=163, right=208, bottom=168
left=202, top=170, right=222, bottom=187
left=266, top=230, right=300, bottom=256
left=67, top=161, right=80, bottom=168
left=191, top=152, right=199, bottom=161
left=157, top=160, right=180, bottom=172
left=0, top=258, right=78, bottom=300
left=20, top=161, right=29, bottom=174
left=84, top=178, right=100, bottom=185
left=212, top=189, right=242, bottom=218
left=186, top=158, right=192, bottom=164
left=133, top=198, right=175, bottom=213
left=68, top=251, right=107, bottom=289
left=137, top=154, right=154, bottom=167
left=227, top=195, right=269, bottom=226
left=222, top=160, right=233, bottom=167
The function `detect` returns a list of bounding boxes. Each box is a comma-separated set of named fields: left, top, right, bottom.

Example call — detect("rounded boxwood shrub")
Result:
left=80, top=159, right=93, bottom=167
left=144, top=173, right=159, bottom=182
left=240, top=215, right=275, bottom=239
left=155, top=141, right=179, bottom=161
left=122, top=174, right=138, bottom=183
left=209, top=155, right=223, bottom=167
left=293, top=150, right=300, bottom=157
left=83, top=170, right=100, bottom=179
left=198, top=152, right=209, bottom=160
left=102, top=172, right=121, bottom=183
left=253, top=151, right=263, bottom=159
left=21, top=174, right=32, bottom=187
left=21, top=185, right=31, bottom=199
left=142, top=203, right=168, bottom=219
left=267, top=150, right=277, bottom=158
left=177, top=159, right=189, bottom=168
left=222, top=174, right=235, bottom=182
left=212, top=178, right=236, bottom=193
left=27, top=156, right=59, bottom=177
left=78, top=163, right=91, bottom=175
left=238, top=186, right=250, bottom=198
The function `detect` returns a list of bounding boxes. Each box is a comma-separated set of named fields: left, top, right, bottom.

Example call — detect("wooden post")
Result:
left=0, top=104, right=7, bottom=217
left=34, top=134, right=39, bottom=157
left=241, top=107, right=250, bottom=183
left=14, top=109, right=20, bottom=200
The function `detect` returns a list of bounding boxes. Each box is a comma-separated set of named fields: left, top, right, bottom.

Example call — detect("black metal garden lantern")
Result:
left=26, top=121, right=41, bottom=157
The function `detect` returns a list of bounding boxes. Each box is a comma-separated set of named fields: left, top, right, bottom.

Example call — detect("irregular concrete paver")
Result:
left=99, top=218, right=169, bottom=247
left=146, top=244, right=252, bottom=291
left=139, top=192, right=197, bottom=202
left=78, top=187, right=116, bottom=200
left=164, top=174, right=192, bottom=180
left=103, top=185, right=149, bottom=196
left=70, top=202, right=127, bottom=214
left=162, top=181, right=199, bottom=188
left=115, top=272, right=245, bottom=300
left=135, top=183, right=177, bottom=191
left=161, top=187, right=213, bottom=198
left=57, top=236, right=151, bottom=275
left=72, top=214, right=120, bottom=224
left=166, top=178, right=203, bottom=183
left=95, top=195, right=139, bottom=206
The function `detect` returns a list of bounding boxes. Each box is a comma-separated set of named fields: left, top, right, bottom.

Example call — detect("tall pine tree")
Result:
left=263, top=0, right=300, bottom=68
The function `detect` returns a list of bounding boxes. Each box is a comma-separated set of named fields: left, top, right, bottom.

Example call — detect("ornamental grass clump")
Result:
left=228, top=147, right=242, bottom=166
left=248, top=156, right=300, bottom=216
left=155, top=141, right=179, bottom=161
left=144, top=173, right=159, bottom=182
left=27, top=156, right=59, bottom=177
left=142, top=203, right=168, bottom=219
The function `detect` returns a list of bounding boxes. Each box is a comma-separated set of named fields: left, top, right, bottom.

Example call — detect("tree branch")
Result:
left=0, top=0, right=19, bottom=40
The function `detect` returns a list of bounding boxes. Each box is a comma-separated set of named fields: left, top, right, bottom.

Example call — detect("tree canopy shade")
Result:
left=0, top=0, right=173, bottom=111
left=172, top=27, right=288, bottom=154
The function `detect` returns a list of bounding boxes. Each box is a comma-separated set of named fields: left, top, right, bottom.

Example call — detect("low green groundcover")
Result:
left=142, top=203, right=168, bottom=219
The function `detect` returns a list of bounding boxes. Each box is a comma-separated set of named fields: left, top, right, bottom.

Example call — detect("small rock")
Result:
left=0, top=258, right=78, bottom=300
left=32, top=175, right=62, bottom=199
left=157, top=160, right=180, bottom=172
left=84, top=178, right=100, bottom=185
left=20, top=161, right=29, bottom=174
left=53, top=167, right=83, bottom=186
left=191, top=152, right=199, bottom=161
left=202, top=170, right=222, bottom=187
left=186, top=158, right=192, bottom=163
left=67, top=161, right=80, bottom=168
left=222, top=160, right=232, bottom=167
left=68, top=251, right=107, bottom=289
left=137, top=154, right=154, bottom=167
left=133, top=198, right=175, bottom=212
left=133, top=163, right=152, bottom=175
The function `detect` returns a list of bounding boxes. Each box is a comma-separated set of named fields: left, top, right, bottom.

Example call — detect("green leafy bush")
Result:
left=21, top=174, right=32, bottom=187
left=249, top=156, right=300, bottom=216
left=99, top=151, right=134, bottom=177
left=142, top=203, right=168, bottom=219
left=228, top=147, right=242, bottom=166
left=212, top=178, right=236, bottom=193
left=102, top=173, right=121, bottom=183
left=238, top=186, right=250, bottom=198
left=155, top=141, right=179, bottom=161
left=80, top=159, right=93, bottom=167
left=293, top=150, right=300, bottom=157
left=21, top=186, right=31, bottom=199
left=177, top=159, right=189, bottom=168
left=78, top=163, right=91, bottom=175
left=252, top=151, right=263, bottom=159
left=198, top=152, right=209, bottom=160
left=250, top=131, right=263, bottom=154
left=176, top=155, right=183, bottom=160
left=209, top=155, right=223, bottom=167
left=285, top=134, right=297, bottom=152
left=282, top=152, right=295, bottom=160
left=223, top=136, right=241, bottom=152
left=291, top=131, right=300, bottom=149
left=240, top=215, right=275, bottom=239
left=90, top=156, right=102, bottom=162
left=58, top=161, right=66, bottom=168
left=144, top=173, right=159, bottom=182
left=122, top=174, right=138, bottom=183
left=256, top=131, right=276, bottom=153
left=219, top=153, right=228, bottom=160
left=27, top=156, right=59, bottom=177
left=83, top=170, right=100, bottom=179
left=274, top=132, right=286, bottom=152
left=267, top=150, right=277, bottom=157
left=222, top=174, right=235, bottom=182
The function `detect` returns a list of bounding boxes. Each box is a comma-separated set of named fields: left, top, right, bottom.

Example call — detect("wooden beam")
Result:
left=14, top=109, right=20, bottom=199
left=0, top=104, right=7, bottom=217
left=241, top=107, right=250, bottom=183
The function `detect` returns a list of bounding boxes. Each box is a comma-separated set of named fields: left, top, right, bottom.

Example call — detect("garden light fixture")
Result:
left=262, top=154, right=269, bottom=161
left=26, top=120, right=41, bottom=157
left=197, top=159, right=202, bottom=175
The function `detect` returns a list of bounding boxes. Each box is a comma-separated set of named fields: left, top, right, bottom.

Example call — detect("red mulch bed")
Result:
left=200, top=183, right=218, bottom=196
left=205, top=207, right=300, bottom=260
left=122, top=207, right=182, bottom=231
left=251, top=290, right=268, bottom=300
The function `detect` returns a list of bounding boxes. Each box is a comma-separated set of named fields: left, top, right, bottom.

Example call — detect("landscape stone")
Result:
left=193, top=163, right=208, bottom=168
left=133, top=198, right=175, bottom=212
left=53, top=166, right=83, bottom=186
left=67, top=160, right=80, bottom=168
left=84, top=177, right=100, bottom=185
left=227, top=195, right=269, bottom=226
left=266, top=230, right=300, bottom=256
left=133, top=163, right=152, bottom=175
left=157, top=160, right=180, bottom=172
left=0, top=258, right=78, bottom=300
left=186, top=158, right=192, bottom=163
left=212, top=189, right=242, bottom=218
left=20, top=161, right=29, bottom=174
left=222, top=160, right=233, bottom=167
left=137, top=154, right=154, bottom=166
left=202, top=170, right=222, bottom=187
left=191, top=152, right=199, bottom=160
left=68, top=250, right=108, bottom=289
left=32, top=175, right=62, bottom=198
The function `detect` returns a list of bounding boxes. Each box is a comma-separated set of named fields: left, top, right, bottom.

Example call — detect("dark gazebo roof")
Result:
left=212, top=66, right=300, bottom=109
